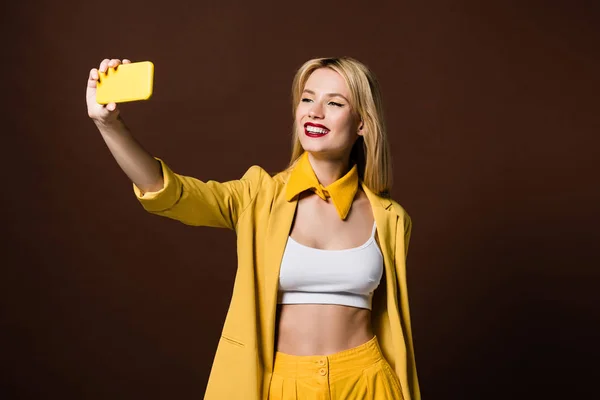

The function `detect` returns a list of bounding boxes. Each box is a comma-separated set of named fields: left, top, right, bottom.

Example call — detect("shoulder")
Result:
left=363, top=184, right=410, bottom=221
left=375, top=194, right=411, bottom=234
left=240, top=165, right=291, bottom=194
left=244, top=166, right=292, bottom=186
left=390, top=199, right=412, bottom=235
left=270, top=168, right=292, bottom=184
left=240, top=165, right=267, bottom=180
left=390, top=199, right=410, bottom=220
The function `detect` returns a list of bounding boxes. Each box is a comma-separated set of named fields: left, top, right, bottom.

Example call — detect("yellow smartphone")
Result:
left=96, top=61, right=154, bottom=104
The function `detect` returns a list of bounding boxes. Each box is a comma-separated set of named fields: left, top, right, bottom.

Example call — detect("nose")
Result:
left=308, top=102, right=324, bottom=119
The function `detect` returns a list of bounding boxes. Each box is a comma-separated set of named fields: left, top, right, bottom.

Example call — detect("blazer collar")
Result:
left=284, top=152, right=359, bottom=220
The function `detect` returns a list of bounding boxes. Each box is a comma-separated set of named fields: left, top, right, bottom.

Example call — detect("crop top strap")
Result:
left=371, top=221, right=377, bottom=238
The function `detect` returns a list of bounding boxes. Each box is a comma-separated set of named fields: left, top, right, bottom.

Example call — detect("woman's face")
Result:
left=295, top=68, right=362, bottom=160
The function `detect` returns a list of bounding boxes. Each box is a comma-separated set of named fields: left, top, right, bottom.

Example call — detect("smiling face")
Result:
left=295, top=68, right=363, bottom=160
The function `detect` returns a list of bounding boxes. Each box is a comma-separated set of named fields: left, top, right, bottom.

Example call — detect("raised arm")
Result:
left=87, top=58, right=164, bottom=193
left=87, top=58, right=264, bottom=230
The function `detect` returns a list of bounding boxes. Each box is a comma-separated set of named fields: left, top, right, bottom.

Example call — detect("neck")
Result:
left=306, top=152, right=352, bottom=187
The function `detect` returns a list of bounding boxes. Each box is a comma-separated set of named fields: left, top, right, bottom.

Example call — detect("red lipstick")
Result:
left=304, top=122, right=330, bottom=138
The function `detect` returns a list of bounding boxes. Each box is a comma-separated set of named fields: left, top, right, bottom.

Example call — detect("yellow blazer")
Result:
left=133, top=158, right=420, bottom=400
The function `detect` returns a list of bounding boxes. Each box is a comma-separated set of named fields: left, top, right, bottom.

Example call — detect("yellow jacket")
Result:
left=133, top=158, right=420, bottom=400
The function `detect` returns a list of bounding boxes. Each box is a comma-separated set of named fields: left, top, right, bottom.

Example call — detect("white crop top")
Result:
left=277, top=222, right=384, bottom=310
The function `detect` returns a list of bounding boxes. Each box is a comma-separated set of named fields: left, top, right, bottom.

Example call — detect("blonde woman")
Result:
left=86, top=57, right=420, bottom=400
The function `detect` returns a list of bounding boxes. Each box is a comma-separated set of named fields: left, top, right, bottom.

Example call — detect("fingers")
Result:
left=88, top=68, right=98, bottom=87
left=99, top=58, right=110, bottom=73
left=98, top=58, right=130, bottom=73
left=108, top=58, right=122, bottom=69
left=88, top=58, right=130, bottom=112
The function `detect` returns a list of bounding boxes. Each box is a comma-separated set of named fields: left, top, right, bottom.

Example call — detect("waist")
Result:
left=273, top=335, right=383, bottom=380
left=275, top=304, right=373, bottom=356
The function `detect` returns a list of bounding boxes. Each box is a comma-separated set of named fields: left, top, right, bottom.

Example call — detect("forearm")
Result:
left=94, top=115, right=163, bottom=194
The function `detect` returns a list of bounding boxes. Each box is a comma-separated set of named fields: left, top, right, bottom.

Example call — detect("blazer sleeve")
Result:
left=132, top=157, right=264, bottom=230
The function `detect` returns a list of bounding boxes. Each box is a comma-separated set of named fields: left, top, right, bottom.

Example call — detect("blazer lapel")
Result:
left=361, top=184, right=398, bottom=303
left=263, top=190, right=297, bottom=372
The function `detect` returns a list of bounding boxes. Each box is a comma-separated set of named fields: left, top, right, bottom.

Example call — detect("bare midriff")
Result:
left=275, top=303, right=374, bottom=356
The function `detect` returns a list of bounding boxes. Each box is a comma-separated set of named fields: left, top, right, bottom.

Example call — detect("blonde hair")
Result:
left=287, top=57, right=393, bottom=197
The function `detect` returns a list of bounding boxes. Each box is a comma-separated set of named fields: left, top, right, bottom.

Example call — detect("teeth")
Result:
left=306, top=126, right=329, bottom=134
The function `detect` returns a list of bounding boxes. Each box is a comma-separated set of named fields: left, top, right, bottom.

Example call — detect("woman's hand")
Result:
left=86, top=58, right=131, bottom=124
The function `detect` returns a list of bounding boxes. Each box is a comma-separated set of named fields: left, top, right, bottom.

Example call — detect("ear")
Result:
left=358, top=121, right=364, bottom=135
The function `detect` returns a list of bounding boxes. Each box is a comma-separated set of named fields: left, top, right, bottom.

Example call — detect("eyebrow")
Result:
left=302, top=89, right=349, bottom=102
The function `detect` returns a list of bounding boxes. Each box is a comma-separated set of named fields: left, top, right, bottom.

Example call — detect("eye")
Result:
left=329, top=101, right=344, bottom=107
left=301, top=98, right=313, bottom=103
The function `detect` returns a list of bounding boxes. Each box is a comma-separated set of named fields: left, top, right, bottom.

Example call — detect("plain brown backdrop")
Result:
left=2, top=0, right=598, bottom=398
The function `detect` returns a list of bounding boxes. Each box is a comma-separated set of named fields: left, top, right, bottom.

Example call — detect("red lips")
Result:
left=304, top=122, right=330, bottom=138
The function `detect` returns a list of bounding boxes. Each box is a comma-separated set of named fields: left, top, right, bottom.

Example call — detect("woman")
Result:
left=86, top=57, right=420, bottom=400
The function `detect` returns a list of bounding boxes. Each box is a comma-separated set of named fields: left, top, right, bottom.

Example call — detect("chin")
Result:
left=301, top=145, right=347, bottom=161
left=299, top=140, right=331, bottom=155
left=297, top=133, right=352, bottom=159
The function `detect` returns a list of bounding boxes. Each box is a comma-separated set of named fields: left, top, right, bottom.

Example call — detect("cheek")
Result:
left=295, top=102, right=309, bottom=115
left=294, top=110, right=303, bottom=131
left=332, top=112, right=356, bottom=132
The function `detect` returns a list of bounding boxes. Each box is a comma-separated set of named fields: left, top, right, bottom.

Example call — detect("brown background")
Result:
left=2, top=0, right=598, bottom=398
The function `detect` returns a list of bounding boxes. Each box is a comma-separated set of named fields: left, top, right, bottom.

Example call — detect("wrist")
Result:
left=93, top=114, right=124, bottom=131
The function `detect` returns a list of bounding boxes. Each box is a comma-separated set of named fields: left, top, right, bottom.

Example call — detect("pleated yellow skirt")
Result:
left=268, top=336, right=403, bottom=400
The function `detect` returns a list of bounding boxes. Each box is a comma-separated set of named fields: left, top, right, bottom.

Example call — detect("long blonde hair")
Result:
left=287, top=57, right=393, bottom=197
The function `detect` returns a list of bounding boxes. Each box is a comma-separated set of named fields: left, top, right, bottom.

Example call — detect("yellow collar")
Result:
left=285, top=152, right=359, bottom=220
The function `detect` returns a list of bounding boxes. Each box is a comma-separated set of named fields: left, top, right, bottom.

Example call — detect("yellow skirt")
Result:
left=268, top=336, right=403, bottom=400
